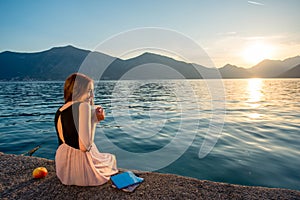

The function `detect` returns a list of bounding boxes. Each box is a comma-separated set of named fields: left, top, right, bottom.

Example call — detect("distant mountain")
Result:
left=277, top=64, right=300, bottom=78
left=0, top=46, right=207, bottom=80
left=0, top=45, right=116, bottom=81
left=219, top=64, right=252, bottom=78
left=0, top=45, right=89, bottom=80
left=0, top=45, right=299, bottom=80
left=249, top=56, right=300, bottom=78
left=101, top=52, right=204, bottom=79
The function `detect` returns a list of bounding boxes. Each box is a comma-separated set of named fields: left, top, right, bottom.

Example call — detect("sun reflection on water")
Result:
left=247, top=78, right=263, bottom=118
left=247, top=78, right=263, bottom=105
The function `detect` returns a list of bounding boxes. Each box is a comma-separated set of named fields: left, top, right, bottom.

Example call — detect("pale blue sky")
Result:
left=1, top=0, right=299, bottom=67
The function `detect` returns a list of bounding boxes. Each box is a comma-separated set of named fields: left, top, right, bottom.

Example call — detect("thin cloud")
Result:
left=217, top=32, right=237, bottom=36
left=248, top=1, right=265, bottom=6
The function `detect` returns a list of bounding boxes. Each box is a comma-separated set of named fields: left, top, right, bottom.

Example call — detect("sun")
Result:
left=242, top=42, right=274, bottom=65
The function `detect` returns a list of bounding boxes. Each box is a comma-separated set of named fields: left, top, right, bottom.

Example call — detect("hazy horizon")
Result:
left=1, top=44, right=299, bottom=69
left=1, top=0, right=300, bottom=68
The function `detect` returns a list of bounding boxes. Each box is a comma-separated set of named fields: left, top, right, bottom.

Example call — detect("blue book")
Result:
left=111, top=171, right=144, bottom=190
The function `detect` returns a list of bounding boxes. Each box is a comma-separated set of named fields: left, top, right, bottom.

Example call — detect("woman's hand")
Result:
left=95, top=106, right=105, bottom=121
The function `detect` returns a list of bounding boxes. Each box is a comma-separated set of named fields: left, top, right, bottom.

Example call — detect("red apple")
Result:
left=96, top=107, right=105, bottom=121
left=32, top=167, right=48, bottom=179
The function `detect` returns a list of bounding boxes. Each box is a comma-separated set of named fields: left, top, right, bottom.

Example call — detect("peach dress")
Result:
left=54, top=102, right=118, bottom=186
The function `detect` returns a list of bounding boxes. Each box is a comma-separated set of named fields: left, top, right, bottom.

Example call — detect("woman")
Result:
left=54, top=73, right=118, bottom=186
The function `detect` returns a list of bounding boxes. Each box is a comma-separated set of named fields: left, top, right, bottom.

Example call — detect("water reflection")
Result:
left=1, top=80, right=300, bottom=190
left=247, top=78, right=263, bottom=107
left=248, top=113, right=262, bottom=119
left=247, top=78, right=263, bottom=119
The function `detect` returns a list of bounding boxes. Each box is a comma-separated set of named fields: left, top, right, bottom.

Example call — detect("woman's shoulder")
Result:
left=59, top=101, right=84, bottom=112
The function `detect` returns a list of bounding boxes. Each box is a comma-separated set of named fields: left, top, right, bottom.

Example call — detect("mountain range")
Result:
left=0, top=45, right=299, bottom=81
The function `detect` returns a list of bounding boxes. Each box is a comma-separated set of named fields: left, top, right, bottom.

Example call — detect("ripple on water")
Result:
left=0, top=80, right=299, bottom=190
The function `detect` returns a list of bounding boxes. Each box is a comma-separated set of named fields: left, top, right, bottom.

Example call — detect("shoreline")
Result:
left=1, top=152, right=299, bottom=200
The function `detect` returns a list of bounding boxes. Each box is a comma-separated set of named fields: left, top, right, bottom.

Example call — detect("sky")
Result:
left=0, top=0, right=299, bottom=68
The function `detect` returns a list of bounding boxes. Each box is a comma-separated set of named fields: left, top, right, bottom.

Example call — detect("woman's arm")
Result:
left=78, top=102, right=94, bottom=151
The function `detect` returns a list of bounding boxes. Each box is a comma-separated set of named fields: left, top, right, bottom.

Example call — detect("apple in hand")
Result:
left=32, top=167, right=48, bottom=179
left=95, top=106, right=105, bottom=121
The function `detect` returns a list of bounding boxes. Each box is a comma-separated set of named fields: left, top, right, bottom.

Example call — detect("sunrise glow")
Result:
left=242, top=42, right=274, bottom=65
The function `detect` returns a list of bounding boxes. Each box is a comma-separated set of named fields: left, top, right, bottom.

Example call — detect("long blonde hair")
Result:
left=64, top=73, right=94, bottom=104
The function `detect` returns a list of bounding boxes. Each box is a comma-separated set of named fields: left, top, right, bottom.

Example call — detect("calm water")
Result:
left=0, top=79, right=299, bottom=190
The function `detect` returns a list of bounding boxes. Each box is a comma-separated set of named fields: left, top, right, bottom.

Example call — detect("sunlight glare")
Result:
left=246, top=78, right=263, bottom=119
left=243, top=42, right=274, bottom=65
left=249, top=113, right=261, bottom=119
left=247, top=78, right=263, bottom=107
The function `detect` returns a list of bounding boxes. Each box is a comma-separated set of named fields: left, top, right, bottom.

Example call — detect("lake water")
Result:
left=0, top=79, right=299, bottom=190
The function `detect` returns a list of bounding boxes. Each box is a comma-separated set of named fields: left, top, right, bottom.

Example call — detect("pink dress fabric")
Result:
left=55, top=143, right=118, bottom=186
left=55, top=102, right=118, bottom=186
